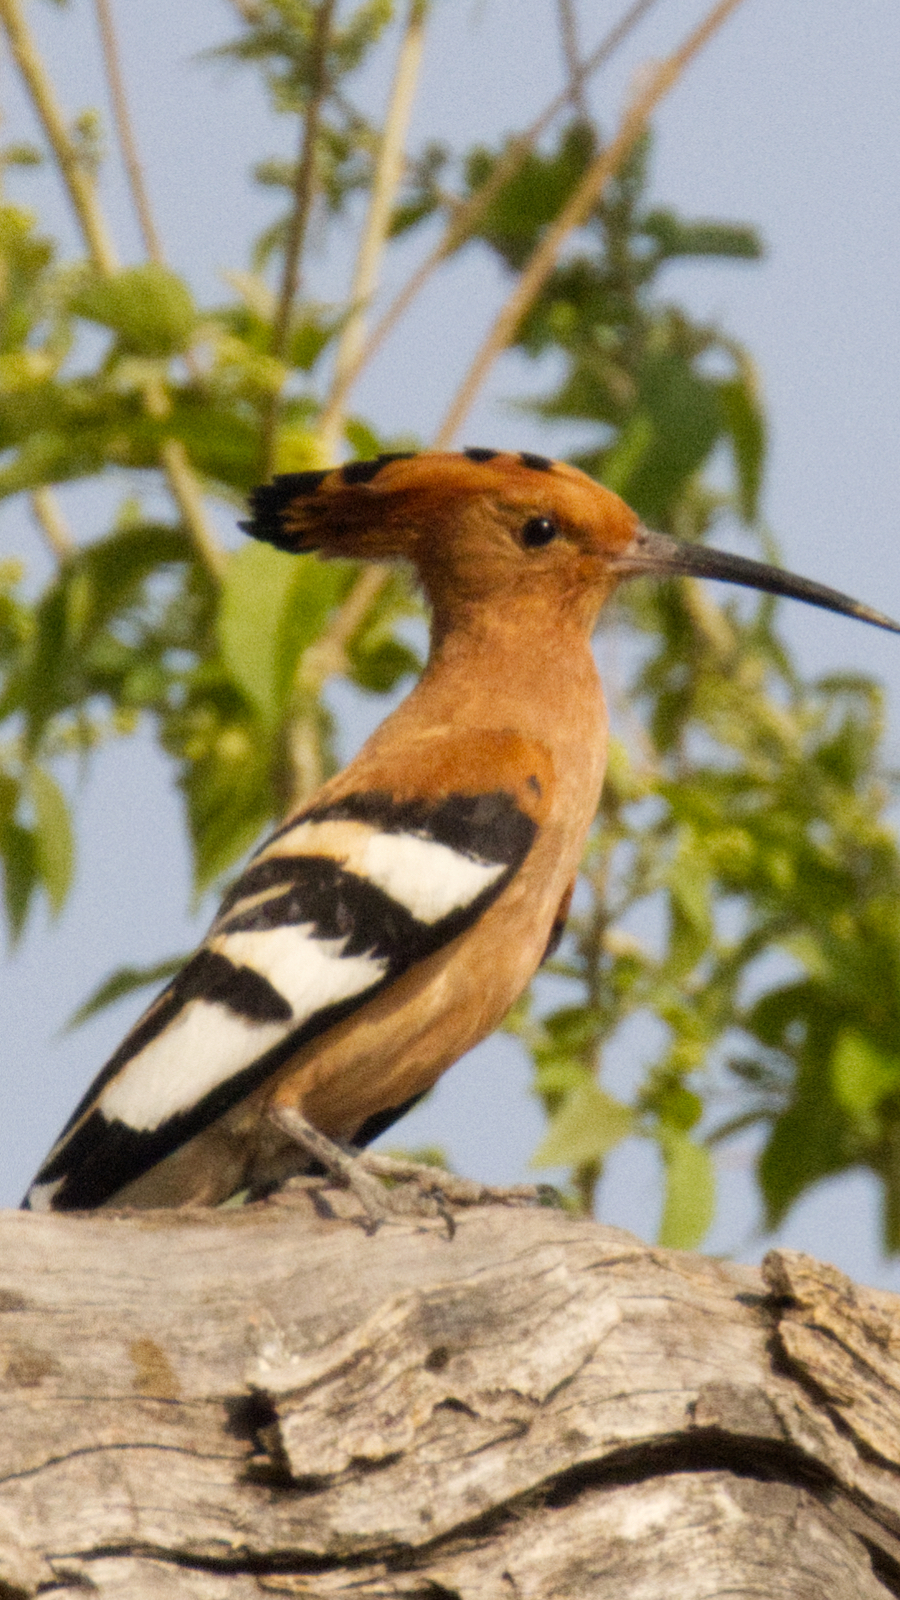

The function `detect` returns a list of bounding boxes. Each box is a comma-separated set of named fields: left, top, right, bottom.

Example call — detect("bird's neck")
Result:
left=371, top=593, right=608, bottom=782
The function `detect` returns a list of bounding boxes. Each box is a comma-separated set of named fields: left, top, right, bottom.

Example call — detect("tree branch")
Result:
left=281, top=562, right=392, bottom=809
left=0, top=0, right=119, bottom=275
left=261, top=0, right=337, bottom=477
left=3, top=1206, right=900, bottom=1597
left=316, top=0, right=427, bottom=461
left=1, top=0, right=226, bottom=581
left=159, top=440, right=227, bottom=581
left=435, top=0, right=749, bottom=448
left=29, top=487, right=74, bottom=562
left=557, top=0, right=589, bottom=121
left=322, top=0, right=663, bottom=427
left=93, top=0, right=164, bottom=263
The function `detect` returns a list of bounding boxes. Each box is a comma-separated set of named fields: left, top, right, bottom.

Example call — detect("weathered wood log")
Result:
left=3, top=1180, right=900, bottom=1597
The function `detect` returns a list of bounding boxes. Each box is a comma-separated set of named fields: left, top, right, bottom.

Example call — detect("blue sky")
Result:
left=3, top=0, right=900, bottom=1284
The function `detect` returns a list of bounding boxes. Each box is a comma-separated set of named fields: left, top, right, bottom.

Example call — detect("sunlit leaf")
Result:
left=831, top=1031, right=900, bottom=1117
left=27, top=765, right=73, bottom=914
left=721, top=366, right=766, bottom=522
left=532, top=1079, right=633, bottom=1170
left=657, top=1129, right=715, bottom=1249
left=72, top=264, right=196, bottom=357
left=218, top=541, right=305, bottom=724
left=67, top=955, right=187, bottom=1030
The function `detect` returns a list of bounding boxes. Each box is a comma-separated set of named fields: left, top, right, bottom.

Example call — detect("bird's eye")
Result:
left=521, top=516, right=558, bottom=548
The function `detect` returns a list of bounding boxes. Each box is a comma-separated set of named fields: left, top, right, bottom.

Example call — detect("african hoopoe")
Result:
left=23, top=449, right=900, bottom=1213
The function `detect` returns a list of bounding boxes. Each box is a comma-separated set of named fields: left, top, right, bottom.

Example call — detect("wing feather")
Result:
left=25, top=788, right=537, bottom=1210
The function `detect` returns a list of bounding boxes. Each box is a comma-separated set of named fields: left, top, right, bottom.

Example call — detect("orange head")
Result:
left=246, top=449, right=640, bottom=633
left=246, top=448, right=900, bottom=637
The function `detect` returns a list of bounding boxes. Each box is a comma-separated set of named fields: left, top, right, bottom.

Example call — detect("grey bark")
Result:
left=2, top=1181, right=900, bottom=1598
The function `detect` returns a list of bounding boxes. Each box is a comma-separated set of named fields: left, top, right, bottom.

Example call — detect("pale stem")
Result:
left=160, top=440, right=228, bottom=582
left=299, top=564, right=391, bottom=688
left=316, top=0, right=427, bottom=461
left=1, top=0, right=226, bottom=578
left=435, top=0, right=748, bottom=449
left=557, top=0, right=588, bottom=119
left=261, top=0, right=337, bottom=475
left=93, top=0, right=163, bottom=263
left=284, top=563, right=394, bottom=812
left=0, top=0, right=118, bottom=274
left=30, top=487, right=75, bottom=562
left=322, top=0, right=663, bottom=426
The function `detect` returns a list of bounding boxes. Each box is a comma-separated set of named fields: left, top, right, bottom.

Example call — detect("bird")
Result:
left=22, top=448, right=900, bottom=1214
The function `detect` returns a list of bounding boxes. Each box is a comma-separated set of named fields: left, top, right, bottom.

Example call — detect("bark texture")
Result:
left=3, top=1182, right=900, bottom=1597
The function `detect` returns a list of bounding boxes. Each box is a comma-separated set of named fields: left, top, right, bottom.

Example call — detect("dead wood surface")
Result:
left=2, top=1182, right=900, bottom=1597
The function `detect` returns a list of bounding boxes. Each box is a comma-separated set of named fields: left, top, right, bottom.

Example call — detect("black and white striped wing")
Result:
left=24, top=789, right=537, bottom=1211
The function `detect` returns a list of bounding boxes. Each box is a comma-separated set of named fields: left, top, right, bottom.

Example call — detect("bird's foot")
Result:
left=268, top=1106, right=558, bottom=1233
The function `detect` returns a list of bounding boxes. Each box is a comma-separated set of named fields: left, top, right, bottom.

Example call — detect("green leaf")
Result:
left=217, top=544, right=345, bottom=724
left=176, top=694, right=278, bottom=893
left=758, top=1046, right=851, bottom=1229
left=1, top=819, right=37, bottom=943
left=720, top=367, right=766, bottom=522
left=625, top=353, right=723, bottom=523
left=72, top=264, right=196, bottom=356
left=67, top=956, right=187, bottom=1030
left=831, top=1031, right=900, bottom=1117
left=532, top=1079, right=633, bottom=1169
left=657, top=1129, right=715, bottom=1248
left=643, top=211, right=762, bottom=263
left=0, top=771, right=18, bottom=832
left=666, top=831, right=712, bottom=973
left=218, top=541, right=305, bottom=723
left=600, top=412, right=652, bottom=498
left=27, top=765, right=73, bottom=913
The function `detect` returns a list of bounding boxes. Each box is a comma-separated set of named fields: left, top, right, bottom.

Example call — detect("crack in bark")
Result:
left=43, top=1428, right=900, bottom=1582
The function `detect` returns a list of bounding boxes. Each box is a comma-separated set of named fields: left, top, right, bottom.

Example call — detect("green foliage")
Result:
left=71, top=264, right=197, bottom=357
left=65, top=955, right=186, bottom=1031
left=3, top=3, right=900, bottom=1255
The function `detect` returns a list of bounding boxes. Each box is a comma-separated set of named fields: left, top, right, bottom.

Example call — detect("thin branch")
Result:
left=283, top=563, right=392, bottom=808
left=261, top=0, right=336, bottom=476
left=30, top=487, right=75, bottom=562
left=435, top=0, right=749, bottom=448
left=270, top=0, right=336, bottom=360
left=0, top=0, right=118, bottom=274
left=93, top=0, right=163, bottom=263
left=226, top=0, right=263, bottom=22
left=2, top=0, right=226, bottom=580
left=316, top=0, right=427, bottom=461
left=322, top=0, right=663, bottom=428
left=557, top=0, right=588, bottom=121
left=160, top=440, right=228, bottom=582
left=299, top=564, right=391, bottom=688
left=293, top=1, right=666, bottom=752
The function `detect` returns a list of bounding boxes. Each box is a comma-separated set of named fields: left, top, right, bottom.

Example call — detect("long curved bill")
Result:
left=612, top=526, right=900, bottom=635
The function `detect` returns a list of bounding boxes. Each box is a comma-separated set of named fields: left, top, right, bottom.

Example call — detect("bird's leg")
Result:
left=268, top=1104, right=441, bottom=1228
left=269, top=1105, right=557, bottom=1230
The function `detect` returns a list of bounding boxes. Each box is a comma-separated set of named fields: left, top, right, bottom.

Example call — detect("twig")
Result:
left=160, top=441, right=227, bottom=582
left=226, top=0, right=263, bottom=22
left=0, top=0, right=118, bottom=274
left=93, top=0, right=163, bottom=263
left=299, top=564, right=391, bottom=687
left=2, top=0, right=226, bottom=580
left=316, top=0, right=427, bottom=461
left=435, top=0, right=748, bottom=448
left=321, top=0, right=663, bottom=427
left=261, top=0, right=336, bottom=476
left=284, top=563, right=393, bottom=810
left=295, top=3, right=663, bottom=792
left=557, top=0, right=588, bottom=120
left=30, top=487, right=75, bottom=562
